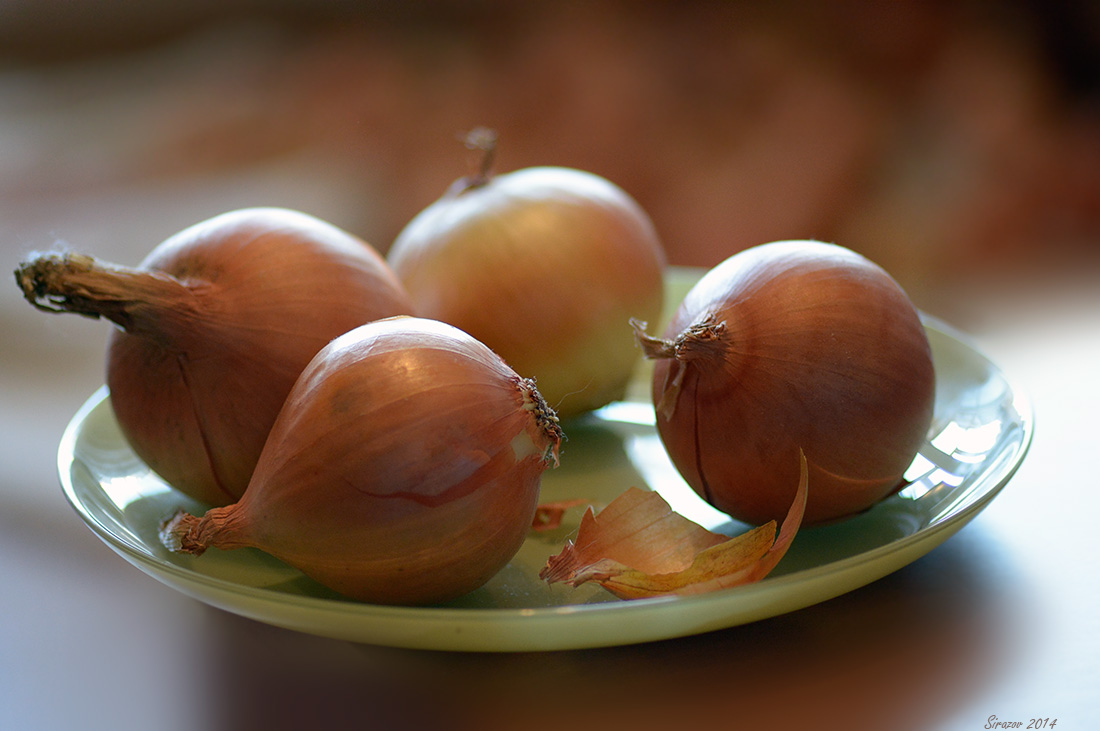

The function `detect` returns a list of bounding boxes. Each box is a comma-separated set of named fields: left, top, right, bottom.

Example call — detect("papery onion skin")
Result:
left=16, top=208, right=413, bottom=505
left=639, top=240, right=935, bottom=526
left=164, top=317, right=563, bottom=606
left=387, top=164, right=666, bottom=419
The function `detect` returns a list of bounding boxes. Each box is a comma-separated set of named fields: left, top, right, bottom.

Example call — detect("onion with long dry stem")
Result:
left=162, top=316, right=564, bottom=606
left=634, top=240, right=935, bottom=526
left=15, top=207, right=412, bottom=505
left=387, top=128, right=666, bottom=420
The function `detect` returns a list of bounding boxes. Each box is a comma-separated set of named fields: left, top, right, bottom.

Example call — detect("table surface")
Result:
left=4, top=257, right=1099, bottom=730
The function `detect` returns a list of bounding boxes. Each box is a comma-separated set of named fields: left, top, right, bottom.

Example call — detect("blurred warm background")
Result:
left=2, top=3, right=1099, bottom=730
left=2, top=0, right=1098, bottom=296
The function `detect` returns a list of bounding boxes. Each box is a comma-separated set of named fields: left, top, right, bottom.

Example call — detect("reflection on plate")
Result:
left=57, top=271, right=1032, bottom=652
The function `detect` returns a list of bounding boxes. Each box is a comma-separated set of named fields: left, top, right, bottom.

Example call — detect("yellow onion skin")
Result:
left=387, top=166, right=666, bottom=420
left=642, top=241, right=935, bottom=526
left=165, top=317, right=564, bottom=606
left=17, top=208, right=412, bottom=505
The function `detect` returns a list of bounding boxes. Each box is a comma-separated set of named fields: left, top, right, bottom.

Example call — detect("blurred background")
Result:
left=2, top=2, right=1098, bottom=729
left=2, top=0, right=1098, bottom=290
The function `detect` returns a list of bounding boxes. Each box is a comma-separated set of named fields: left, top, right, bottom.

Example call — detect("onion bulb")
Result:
left=387, top=129, right=666, bottom=419
left=634, top=240, right=935, bottom=526
left=162, top=316, right=564, bottom=606
left=15, top=208, right=412, bottom=505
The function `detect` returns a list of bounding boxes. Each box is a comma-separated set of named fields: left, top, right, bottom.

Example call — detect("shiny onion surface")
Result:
left=164, top=317, right=563, bottom=606
left=636, top=240, right=935, bottom=526
left=388, top=156, right=666, bottom=420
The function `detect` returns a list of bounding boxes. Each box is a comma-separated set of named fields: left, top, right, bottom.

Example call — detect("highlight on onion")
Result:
left=386, top=128, right=667, bottom=420
left=633, top=240, right=935, bottom=526
left=162, top=316, right=564, bottom=606
left=15, top=207, right=413, bottom=506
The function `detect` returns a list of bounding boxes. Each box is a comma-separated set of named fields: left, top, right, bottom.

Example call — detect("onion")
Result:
left=162, top=316, right=564, bottom=606
left=387, top=129, right=666, bottom=419
left=634, top=240, right=935, bottom=526
left=15, top=208, right=412, bottom=505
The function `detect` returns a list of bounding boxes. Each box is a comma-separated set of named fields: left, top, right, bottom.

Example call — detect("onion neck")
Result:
left=160, top=507, right=250, bottom=555
left=518, top=376, right=564, bottom=466
left=456, top=126, right=498, bottom=193
left=15, top=251, right=200, bottom=345
left=632, top=317, right=727, bottom=420
left=632, top=316, right=727, bottom=362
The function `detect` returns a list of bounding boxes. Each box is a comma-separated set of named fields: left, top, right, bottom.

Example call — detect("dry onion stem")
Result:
left=541, top=452, right=807, bottom=599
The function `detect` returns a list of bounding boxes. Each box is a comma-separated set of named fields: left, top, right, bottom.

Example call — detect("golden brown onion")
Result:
left=387, top=130, right=666, bottom=419
left=163, top=317, right=564, bottom=606
left=15, top=208, right=412, bottom=505
left=634, top=240, right=935, bottom=526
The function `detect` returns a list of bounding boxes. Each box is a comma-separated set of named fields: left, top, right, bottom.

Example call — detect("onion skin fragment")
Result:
left=15, top=208, right=413, bottom=505
left=532, top=499, right=591, bottom=532
left=162, top=317, right=564, bottom=606
left=541, top=452, right=807, bottom=599
left=388, top=153, right=666, bottom=420
left=636, top=240, right=935, bottom=526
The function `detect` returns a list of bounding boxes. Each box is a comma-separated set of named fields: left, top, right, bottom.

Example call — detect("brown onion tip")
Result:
left=672, top=316, right=727, bottom=359
left=459, top=126, right=499, bottom=190
left=631, top=317, right=727, bottom=361
left=519, top=377, right=564, bottom=466
left=630, top=318, right=675, bottom=359
left=14, top=250, right=188, bottom=332
left=632, top=317, right=730, bottom=420
left=15, top=252, right=99, bottom=315
left=159, top=510, right=207, bottom=556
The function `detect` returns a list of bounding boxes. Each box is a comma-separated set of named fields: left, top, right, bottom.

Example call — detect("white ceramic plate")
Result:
left=57, top=273, right=1032, bottom=652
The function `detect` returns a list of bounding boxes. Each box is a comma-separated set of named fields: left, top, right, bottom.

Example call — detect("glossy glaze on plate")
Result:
left=57, top=270, right=1033, bottom=652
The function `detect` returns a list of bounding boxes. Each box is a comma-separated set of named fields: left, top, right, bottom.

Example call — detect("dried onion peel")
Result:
left=541, top=452, right=807, bottom=599
left=14, top=208, right=412, bottom=505
left=634, top=240, right=935, bottom=526
left=162, top=316, right=563, bottom=606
